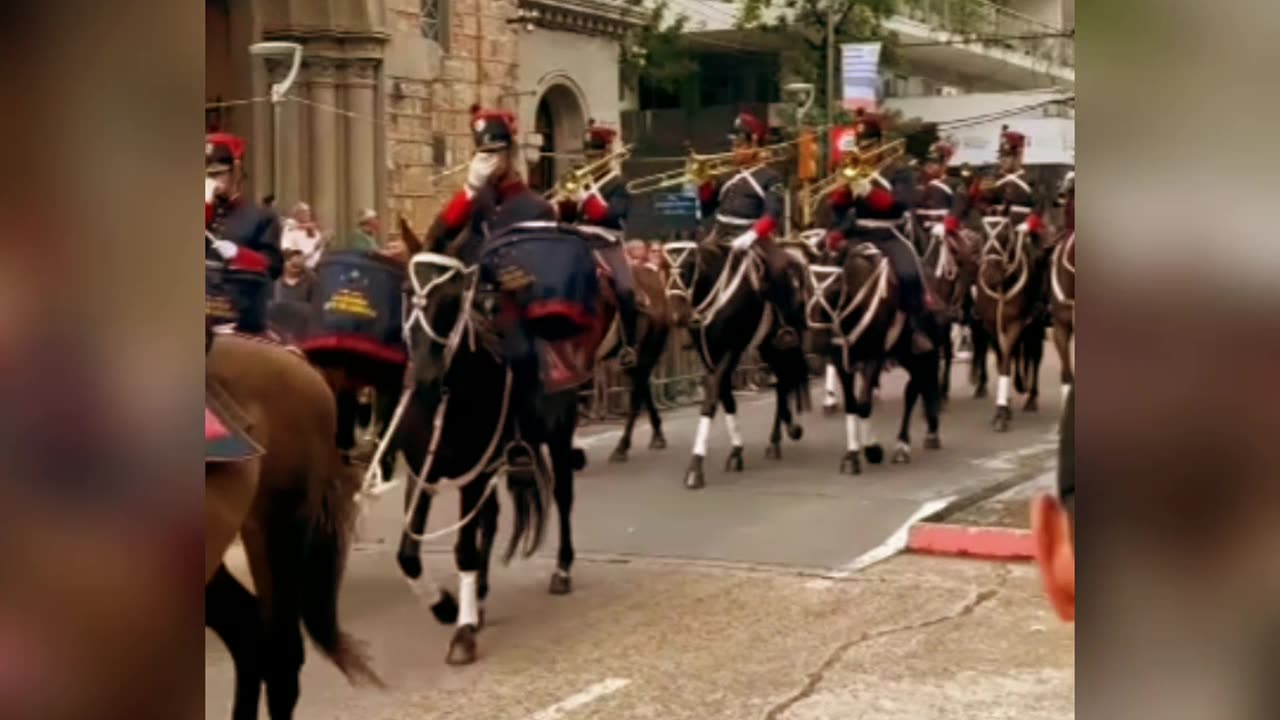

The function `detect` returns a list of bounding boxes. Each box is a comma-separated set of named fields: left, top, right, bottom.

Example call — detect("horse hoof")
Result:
left=788, top=424, right=804, bottom=441
left=864, top=444, right=884, bottom=465
left=649, top=434, right=667, bottom=450
left=430, top=590, right=459, bottom=625
left=765, top=443, right=781, bottom=460
left=397, top=552, right=423, bottom=581
left=924, top=434, right=942, bottom=450
left=992, top=407, right=1012, bottom=432
left=823, top=403, right=840, bottom=416
left=685, top=458, right=705, bottom=490
left=840, top=451, right=862, bottom=475
left=974, top=386, right=988, bottom=399
left=571, top=448, right=587, bottom=471
left=609, top=447, right=628, bottom=464
left=445, top=625, right=479, bottom=666
left=549, top=570, right=572, bottom=596
left=1024, top=396, right=1039, bottom=413
left=892, top=444, right=911, bottom=464
left=724, top=447, right=745, bottom=472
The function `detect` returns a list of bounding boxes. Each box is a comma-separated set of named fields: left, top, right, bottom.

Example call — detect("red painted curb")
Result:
left=907, top=522, right=1035, bottom=560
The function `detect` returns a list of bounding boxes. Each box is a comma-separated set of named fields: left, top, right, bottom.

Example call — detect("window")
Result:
left=421, top=0, right=450, bottom=51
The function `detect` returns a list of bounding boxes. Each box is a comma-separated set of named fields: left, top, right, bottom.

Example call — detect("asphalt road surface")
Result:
left=207, top=348, right=1074, bottom=719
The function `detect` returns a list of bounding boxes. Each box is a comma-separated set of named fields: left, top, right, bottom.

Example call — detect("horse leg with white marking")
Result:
left=838, top=363, right=861, bottom=475
left=444, top=476, right=493, bottom=666
left=823, top=362, right=840, bottom=415
left=685, top=354, right=733, bottom=490
left=992, top=320, right=1021, bottom=433
left=894, top=376, right=918, bottom=464
left=719, top=358, right=746, bottom=472
left=859, top=362, right=885, bottom=464
left=1053, top=317, right=1074, bottom=406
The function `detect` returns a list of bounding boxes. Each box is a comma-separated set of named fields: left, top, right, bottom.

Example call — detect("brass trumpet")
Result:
left=799, top=139, right=908, bottom=226
left=544, top=144, right=633, bottom=202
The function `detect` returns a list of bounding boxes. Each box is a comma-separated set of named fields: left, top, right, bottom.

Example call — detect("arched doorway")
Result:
left=531, top=82, right=587, bottom=192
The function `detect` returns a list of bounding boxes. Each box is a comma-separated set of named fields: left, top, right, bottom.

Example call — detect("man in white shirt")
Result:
left=280, top=202, right=325, bottom=269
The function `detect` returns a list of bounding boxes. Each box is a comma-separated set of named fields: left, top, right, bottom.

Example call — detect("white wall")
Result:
left=1002, top=0, right=1064, bottom=28
left=885, top=91, right=1074, bottom=165
left=516, top=27, right=623, bottom=147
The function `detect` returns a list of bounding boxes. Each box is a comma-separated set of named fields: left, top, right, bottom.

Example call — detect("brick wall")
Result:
left=384, top=0, right=520, bottom=237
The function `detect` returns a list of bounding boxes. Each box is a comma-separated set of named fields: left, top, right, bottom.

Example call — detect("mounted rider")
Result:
left=915, top=138, right=974, bottom=316
left=555, top=121, right=640, bottom=368
left=830, top=111, right=938, bottom=355
left=424, top=106, right=598, bottom=479
left=205, top=132, right=282, bottom=335
left=697, top=112, right=802, bottom=350
left=972, top=126, right=1052, bottom=319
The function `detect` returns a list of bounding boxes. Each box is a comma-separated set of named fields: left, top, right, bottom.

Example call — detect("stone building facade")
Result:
left=206, top=0, right=636, bottom=242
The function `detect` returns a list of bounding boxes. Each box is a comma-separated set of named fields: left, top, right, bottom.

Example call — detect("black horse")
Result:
left=808, top=241, right=943, bottom=473
left=663, top=240, right=811, bottom=489
left=389, top=251, right=583, bottom=666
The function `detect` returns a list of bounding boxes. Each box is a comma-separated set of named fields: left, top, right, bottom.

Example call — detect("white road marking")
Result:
left=807, top=496, right=955, bottom=588
left=525, top=678, right=632, bottom=720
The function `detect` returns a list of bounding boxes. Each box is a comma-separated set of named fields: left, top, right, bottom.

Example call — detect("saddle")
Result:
left=205, top=380, right=262, bottom=464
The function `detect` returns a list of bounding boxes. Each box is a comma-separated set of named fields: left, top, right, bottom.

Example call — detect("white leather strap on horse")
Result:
left=1051, top=232, right=1076, bottom=307
left=927, top=179, right=954, bottom=196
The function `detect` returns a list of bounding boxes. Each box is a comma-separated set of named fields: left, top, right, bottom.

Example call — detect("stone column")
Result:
left=307, top=57, right=340, bottom=234
left=344, top=59, right=379, bottom=239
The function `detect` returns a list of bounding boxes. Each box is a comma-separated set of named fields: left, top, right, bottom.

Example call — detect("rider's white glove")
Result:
left=850, top=178, right=873, bottom=199
left=929, top=222, right=947, bottom=239
left=465, top=152, right=500, bottom=196
left=730, top=229, right=759, bottom=251
left=211, top=239, right=239, bottom=260
left=205, top=177, right=217, bottom=204
left=1016, top=220, right=1031, bottom=235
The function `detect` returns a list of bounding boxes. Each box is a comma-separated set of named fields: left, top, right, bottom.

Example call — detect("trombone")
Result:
left=626, top=140, right=797, bottom=195
left=544, top=144, right=633, bottom=202
left=799, top=139, right=907, bottom=226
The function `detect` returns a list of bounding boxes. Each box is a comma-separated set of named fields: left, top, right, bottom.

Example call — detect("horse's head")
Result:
left=660, top=240, right=704, bottom=327
left=404, top=252, right=483, bottom=391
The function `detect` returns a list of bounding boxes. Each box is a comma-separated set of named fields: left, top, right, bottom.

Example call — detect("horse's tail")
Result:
left=503, top=457, right=550, bottom=564
left=300, top=452, right=385, bottom=688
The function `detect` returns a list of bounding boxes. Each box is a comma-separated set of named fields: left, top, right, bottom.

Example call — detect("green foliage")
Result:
left=733, top=0, right=899, bottom=126
left=620, top=1, right=698, bottom=93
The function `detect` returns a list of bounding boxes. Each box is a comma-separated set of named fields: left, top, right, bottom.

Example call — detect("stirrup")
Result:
left=618, top=345, right=637, bottom=369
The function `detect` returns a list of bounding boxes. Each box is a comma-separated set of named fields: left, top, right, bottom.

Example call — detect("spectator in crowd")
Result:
left=342, top=208, right=380, bottom=252
left=280, top=202, right=325, bottom=269
left=274, top=248, right=315, bottom=304
left=1031, top=389, right=1074, bottom=622
left=625, top=239, right=647, bottom=266
left=646, top=240, right=667, bottom=273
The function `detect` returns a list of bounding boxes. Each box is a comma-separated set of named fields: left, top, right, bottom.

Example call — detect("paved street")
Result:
left=207, top=351, right=1074, bottom=719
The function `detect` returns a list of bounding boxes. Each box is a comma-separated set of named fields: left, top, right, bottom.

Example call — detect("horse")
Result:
left=1050, top=172, right=1075, bottom=404
left=607, top=261, right=674, bottom=462
left=972, top=215, right=1045, bottom=431
left=663, top=238, right=811, bottom=489
left=205, top=333, right=381, bottom=719
left=808, top=239, right=943, bottom=474
left=915, top=219, right=980, bottom=409
left=387, top=224, right=602, bottom=666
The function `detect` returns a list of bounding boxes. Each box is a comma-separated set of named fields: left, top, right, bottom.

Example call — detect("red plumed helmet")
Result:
left=730, top=112, right=767, bottom=145
left=998, top=125, right=1026, bottom=157
left=206, top=132, right=246, bottom=171
left=470, top=104, right=517, bottom=151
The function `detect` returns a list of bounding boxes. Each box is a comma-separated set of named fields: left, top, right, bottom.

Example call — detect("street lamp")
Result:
left=249, top=42, right=304, bottom=201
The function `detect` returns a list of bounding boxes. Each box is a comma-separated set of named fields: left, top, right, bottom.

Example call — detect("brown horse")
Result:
left=607, top=261, right=674, bottom=462
left=206, top=334, right=382, bottom=719
left=917, top=223, right=980, bottom=407
left=973, top=217, right=1043, bottom=431
left=1049, top=229, right=1075, bottom=403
